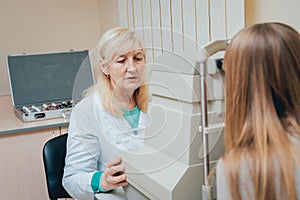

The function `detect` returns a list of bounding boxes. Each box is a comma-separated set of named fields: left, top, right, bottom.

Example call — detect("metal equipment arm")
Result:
left=197, top=39, right=230, bottom=200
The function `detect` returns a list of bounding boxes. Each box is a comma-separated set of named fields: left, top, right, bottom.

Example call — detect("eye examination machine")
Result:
left=122, top=40, right=230, bottom=200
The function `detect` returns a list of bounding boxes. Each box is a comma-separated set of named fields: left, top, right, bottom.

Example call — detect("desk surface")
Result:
left=0, top=95, right=69, bottom=135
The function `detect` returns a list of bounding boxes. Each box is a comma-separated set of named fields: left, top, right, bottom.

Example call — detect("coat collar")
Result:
left=92, top=91, right=149, bottom=151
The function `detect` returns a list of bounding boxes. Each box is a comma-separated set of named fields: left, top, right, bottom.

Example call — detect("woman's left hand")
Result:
left=101, top=156, right=128, bottom=191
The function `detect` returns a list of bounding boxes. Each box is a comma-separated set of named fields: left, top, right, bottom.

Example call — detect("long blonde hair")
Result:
left=222, top=22, right=300, bottom=199
left=86, top=27, right=149, bottom=115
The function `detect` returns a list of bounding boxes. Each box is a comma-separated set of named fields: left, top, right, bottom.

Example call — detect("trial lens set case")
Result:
left=6, top=50, right=94, bottom=122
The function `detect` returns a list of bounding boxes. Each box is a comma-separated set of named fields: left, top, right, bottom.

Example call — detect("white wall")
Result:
left=0, top=0, right=119, bottom=96
left=245, top=0, right=300, bottom=31
left=2, top=0, right=299, bottom=96
left=97, top=0, right=119, bottom=36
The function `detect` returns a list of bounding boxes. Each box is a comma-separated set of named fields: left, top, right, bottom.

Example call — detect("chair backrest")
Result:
left=43, top=133, right=71, bottom=199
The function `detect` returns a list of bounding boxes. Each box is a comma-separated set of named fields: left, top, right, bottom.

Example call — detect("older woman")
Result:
left=63, top=27, right=149, bottom=200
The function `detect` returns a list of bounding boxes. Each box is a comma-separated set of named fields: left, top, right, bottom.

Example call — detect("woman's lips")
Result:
left=125, top=76, right=138, bottom=80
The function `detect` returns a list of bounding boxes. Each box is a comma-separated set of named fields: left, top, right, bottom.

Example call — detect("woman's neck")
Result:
left=113, top=90, right=136, bottom=110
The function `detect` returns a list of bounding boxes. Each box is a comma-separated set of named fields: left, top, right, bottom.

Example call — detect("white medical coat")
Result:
left=62, top=91, right=148, bottom=200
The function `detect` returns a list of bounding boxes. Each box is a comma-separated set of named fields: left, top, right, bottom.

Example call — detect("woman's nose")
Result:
left=126, top=57, right=137, bottom=72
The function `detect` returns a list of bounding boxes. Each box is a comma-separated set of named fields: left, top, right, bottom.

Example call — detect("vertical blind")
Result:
left=117, top=0, right=244, bottom=62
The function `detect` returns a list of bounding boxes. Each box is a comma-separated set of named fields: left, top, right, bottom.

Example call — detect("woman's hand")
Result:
left=101, top=156, right=128, bottom=191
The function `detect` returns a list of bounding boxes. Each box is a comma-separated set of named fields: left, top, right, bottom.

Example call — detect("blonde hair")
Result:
left=220, top=23, right=300, bottom=199
left=86, top=27, right=149, bottom=115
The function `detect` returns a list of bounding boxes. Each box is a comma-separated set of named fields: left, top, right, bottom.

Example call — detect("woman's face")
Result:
left=106, top=49, right=146, bottom=93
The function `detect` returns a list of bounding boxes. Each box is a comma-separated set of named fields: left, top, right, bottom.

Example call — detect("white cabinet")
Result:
left=0, top=96, right=71, bottom=199
left=0, top=127, right=67, bottom=199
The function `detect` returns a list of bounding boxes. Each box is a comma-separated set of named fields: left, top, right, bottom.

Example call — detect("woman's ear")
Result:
left=100, top=58, right=109, bottom=76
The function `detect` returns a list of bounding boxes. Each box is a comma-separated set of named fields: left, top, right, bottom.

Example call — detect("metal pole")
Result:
left=200, top=61, right=213, bottom=200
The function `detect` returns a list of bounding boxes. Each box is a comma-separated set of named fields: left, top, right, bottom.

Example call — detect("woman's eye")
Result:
left=117, top=59, right=126, bottom=64
left=134, top=57, right=144, bottom=62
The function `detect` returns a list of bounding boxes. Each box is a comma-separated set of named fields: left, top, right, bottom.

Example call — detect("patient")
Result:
left=215, top=22, right=300, bottom=199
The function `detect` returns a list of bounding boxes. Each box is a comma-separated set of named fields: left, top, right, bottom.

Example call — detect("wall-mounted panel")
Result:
left=172, top=0, right=184, bottom=53
left=133, top=0, right=144, bottom=40
left=226, top=0, right=244, bottom=38
left=151, top=0, right=163, bottom=59
left=117, top=0, right=244, bottom=59
left=118, top=0, right=128, bottom=27
left=196, top=0, right=210, bottom=47
left=160, top=0, right=172, bottom=53
left=209, top=0, right=226, bottom=40
left=141, top=0, right=153, bottom=62
left=182, top=0, right=197, bottom=52
left=127, top=0, right=135, bottom=29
